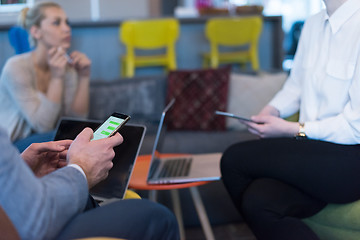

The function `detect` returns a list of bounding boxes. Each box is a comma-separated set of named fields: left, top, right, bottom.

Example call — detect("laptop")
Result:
left=54, top=118, right=146, bottom=205
left=147, top=99, right=222, bottom=184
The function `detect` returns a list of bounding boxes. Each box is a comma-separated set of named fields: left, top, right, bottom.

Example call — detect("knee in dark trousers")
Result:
left=57, top=199, right=180, bottom=240
left=241, top=178, right=324, bottom=240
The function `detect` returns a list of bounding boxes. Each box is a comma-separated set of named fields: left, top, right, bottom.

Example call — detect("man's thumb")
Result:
left=75, top=127, right=94, bottom=142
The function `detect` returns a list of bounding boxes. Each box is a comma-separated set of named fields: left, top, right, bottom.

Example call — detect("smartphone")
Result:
left=92, top=112, right=131, bottom=141
left=215, top=110, right=256, bottom=123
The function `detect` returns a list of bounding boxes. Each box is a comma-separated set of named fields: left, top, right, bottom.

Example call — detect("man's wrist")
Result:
left=68, top=164, right=86, bottom=179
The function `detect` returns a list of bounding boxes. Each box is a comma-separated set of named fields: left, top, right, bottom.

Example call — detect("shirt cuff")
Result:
left=67, top=164, right=86, bottom=180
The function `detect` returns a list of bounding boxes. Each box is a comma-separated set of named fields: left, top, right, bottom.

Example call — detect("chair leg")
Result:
left=210, top=57, right=218, bottom=69
left=121, top=59, right=126, bottom=77
left=251, top=51, right=260, bottom=71
left=252, top=58, right=260, bottom=71
left=168, top=56, right=177, bottom=70
left=171, top=189, right=186, bottom=240
left=189, top=187, right=215, bottom=240
left=121, top=59, right=135, bottom=78
left=123, top=59, right=135, bottom=78
left=202, top=56, right=209, bottom=68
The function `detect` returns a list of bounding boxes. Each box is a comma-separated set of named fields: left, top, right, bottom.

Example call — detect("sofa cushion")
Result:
left=165, top=66, right=231, bottom=131
left=226, top=72, right=288, bottom=130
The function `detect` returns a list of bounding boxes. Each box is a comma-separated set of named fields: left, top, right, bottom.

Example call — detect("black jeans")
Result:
left=221, top=137, right=360, bottom=240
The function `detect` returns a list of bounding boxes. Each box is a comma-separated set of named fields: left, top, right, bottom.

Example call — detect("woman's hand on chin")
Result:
left=69, top=51, right=91, bottom=78
left=47, top=47, right=68, bottom=79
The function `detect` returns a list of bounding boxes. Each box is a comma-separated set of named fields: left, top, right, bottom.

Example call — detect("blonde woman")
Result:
left=0, top=2, right=90, bottom=150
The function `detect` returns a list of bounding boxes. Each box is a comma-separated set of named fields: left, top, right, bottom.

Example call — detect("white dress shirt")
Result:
left=270, top=0, right=360, bottom=144
left=68, top=164, right=87, bottom=179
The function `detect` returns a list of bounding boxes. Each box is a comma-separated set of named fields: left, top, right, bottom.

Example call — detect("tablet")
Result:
left=215, top=110, right=255, bottom=122
left=54, top=118, right=146, bottom=203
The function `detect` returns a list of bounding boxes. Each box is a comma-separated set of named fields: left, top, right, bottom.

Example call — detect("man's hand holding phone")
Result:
left=67, top=112, right=129, bottom=188
left=67, top=127, right=124, bottom=188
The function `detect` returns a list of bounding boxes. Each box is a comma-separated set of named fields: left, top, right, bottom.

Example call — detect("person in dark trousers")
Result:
left=221, top=0, right=360, bottom=239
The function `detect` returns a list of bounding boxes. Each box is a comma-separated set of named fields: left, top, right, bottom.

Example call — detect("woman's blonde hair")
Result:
left=18, top=2, right=61, bottom=46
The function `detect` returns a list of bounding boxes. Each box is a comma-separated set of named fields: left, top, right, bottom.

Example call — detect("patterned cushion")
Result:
left=165, top=66, right=231, bottom=131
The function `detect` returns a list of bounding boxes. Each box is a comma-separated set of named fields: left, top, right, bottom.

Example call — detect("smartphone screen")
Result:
left=92, top=113, right=130, bottom=141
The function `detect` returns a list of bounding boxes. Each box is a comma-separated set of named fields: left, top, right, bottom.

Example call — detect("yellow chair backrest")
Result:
left=121, top=18, right=179, bottom=50
left=119, top=18, right=179, bottom=77
left=206, top=16, right=262, bottom=47
left=204, top=16, right=263, bottom=70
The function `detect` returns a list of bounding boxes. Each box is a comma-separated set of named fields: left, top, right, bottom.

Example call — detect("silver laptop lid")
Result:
left=150, top=98, right=176, bottom=163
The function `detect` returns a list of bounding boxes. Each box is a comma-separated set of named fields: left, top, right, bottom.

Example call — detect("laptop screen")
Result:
left=150, top=99, right=175, bottom=162
left=54, top=118, right=146, bottom=199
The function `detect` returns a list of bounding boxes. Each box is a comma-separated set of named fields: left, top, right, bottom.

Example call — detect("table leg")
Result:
left=149, top=190, right=157, bottom=202
left=171, top=189, right=186, bottom=240
left=190, top=187, right=215, bottom=240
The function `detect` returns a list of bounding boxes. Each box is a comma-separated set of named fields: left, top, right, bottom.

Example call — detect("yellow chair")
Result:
left=203, top=16, right=263, bottom=71
left=123, top=189, right=141, bottom=199
left=120, top=18, right=180, bottom=78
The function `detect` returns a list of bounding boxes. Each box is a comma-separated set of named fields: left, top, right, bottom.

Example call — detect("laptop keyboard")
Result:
left=159, top=158, right=192, bottom=178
